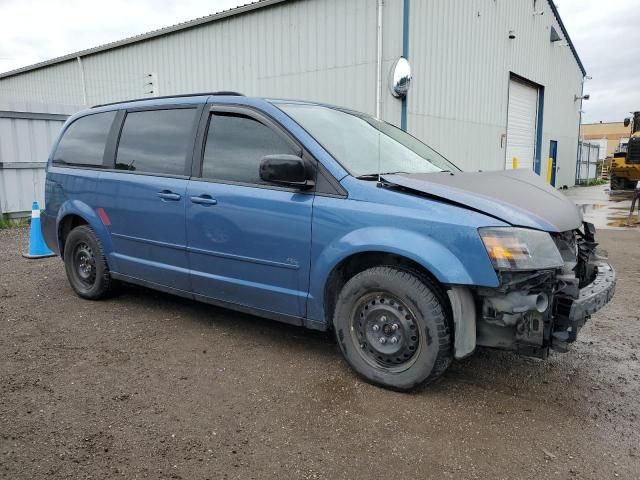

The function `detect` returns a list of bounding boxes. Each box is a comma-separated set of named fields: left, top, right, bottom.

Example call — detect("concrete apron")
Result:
left=564, top=184, right=640, bottom=231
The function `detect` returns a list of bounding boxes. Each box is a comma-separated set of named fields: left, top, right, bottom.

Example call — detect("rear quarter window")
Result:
left=53, top=111, right=117, bottom=167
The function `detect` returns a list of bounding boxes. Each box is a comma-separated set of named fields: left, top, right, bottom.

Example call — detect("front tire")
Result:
left=64, top=225, right=117, bottom=300
left=610, top=174, right=624, bottom=190
left=333, top=267, right=452, bottom=391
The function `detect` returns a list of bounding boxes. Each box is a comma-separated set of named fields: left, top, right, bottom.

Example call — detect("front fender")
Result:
left=307, top=226, right=498, bottom=324
left=56, top=200, right=117, bottom=270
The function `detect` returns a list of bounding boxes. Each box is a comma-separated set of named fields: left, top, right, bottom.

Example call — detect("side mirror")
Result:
left=259, top=154, right=312, bottom=189
left=624, top=118, right=631, bottom=128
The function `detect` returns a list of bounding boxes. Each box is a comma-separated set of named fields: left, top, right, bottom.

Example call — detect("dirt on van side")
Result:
left=0, top=226, right=639, bottom=479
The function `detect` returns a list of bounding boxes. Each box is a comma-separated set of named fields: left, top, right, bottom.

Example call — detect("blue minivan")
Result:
left=43, top=93, right=615, bottom=390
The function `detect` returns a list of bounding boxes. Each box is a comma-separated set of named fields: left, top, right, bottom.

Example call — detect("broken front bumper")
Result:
left=566, top=263, right=616, bottom=322
left=555, top=262, right=616, bottom=342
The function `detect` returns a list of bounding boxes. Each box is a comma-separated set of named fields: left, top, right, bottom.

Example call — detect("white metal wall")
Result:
left=408, top=0, right=584, bottom=188
left=0, top=101, right=80, bottom=216
left=0, top=0, right=403, bottom=119
left=0, top=0, right=583, bottom=188
left=0, top=61, right=84, bottom=106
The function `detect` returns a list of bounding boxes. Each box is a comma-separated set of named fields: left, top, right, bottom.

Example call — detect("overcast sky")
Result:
left=0, top=0, right=637, bottom=123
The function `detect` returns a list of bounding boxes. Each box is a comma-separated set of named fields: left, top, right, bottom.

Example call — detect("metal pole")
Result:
left=375, top=0, right=384, bottom=120
left=401, top=0, right=410, bottom=131
left=576, top=141, right=581, bottom=184
left=587, top=143, right=591, bottom=183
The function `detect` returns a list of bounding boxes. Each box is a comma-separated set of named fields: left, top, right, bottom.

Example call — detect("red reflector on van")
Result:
left=96, top=207, right=111, bottom=226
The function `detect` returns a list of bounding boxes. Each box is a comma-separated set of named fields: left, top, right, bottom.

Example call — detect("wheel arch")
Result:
left=56, top=201, right=114, bottom=266
left=323, top=251, right=452, bottom=331
left=308, top=226, right=487, bottom=326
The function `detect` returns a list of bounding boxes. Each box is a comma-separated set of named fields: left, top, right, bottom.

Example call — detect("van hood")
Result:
left=383, top=169, right=582, bottom=232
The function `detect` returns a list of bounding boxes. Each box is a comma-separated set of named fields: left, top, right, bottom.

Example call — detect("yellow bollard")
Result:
left=546, top=158, right=553, bottom=184
left=512, top=157, right=518, bottom=169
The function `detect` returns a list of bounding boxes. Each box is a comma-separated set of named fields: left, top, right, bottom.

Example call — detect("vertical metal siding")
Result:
left=408, top=0, right=583, bottom=187
left=0, top=101, right=80, bottom=216
left=77, top=0, right=390, bottom=116
left=0, top=0, right=402, bottom=116
left=0, top=60, right=84, bottom=106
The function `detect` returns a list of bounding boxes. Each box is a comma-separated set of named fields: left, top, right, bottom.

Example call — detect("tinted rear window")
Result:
left=53, top=111, right=116, bottom=167
left=115, top=108, right=196, bottom=176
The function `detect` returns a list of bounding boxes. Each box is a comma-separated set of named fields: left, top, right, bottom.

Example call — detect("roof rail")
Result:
left=91, top=91, right=244, bottom=108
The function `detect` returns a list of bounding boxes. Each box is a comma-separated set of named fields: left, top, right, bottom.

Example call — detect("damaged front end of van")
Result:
left=382, top=170, right=616, bottom=359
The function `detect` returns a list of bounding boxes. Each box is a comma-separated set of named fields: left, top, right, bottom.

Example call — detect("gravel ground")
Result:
left=1, top=226, right=639, bottom=479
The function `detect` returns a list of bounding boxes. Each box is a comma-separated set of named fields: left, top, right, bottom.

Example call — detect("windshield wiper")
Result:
left=356, top=171, right=411, bottom=180
left=357, top=170, right=450, bottom=180
left=356, top=174, right=380, bottom=180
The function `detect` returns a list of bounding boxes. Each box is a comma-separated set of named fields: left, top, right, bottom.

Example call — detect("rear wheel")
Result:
left=64, top=225, right=117, bottom=299
left=333, top=267, right=452, bottom=391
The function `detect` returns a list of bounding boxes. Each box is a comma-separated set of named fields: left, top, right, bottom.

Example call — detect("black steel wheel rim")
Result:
left=350, top=292, right=421, bottom=371
left=73, top=241, right=96, bottom=286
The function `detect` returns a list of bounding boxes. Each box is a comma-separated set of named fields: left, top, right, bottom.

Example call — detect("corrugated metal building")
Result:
left=0, top=101, right=78, bottom=217
left=0, top=0, right=586, bottom=189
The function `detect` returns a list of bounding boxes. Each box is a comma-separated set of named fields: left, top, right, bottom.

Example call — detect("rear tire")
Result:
left=64, top=225, right=117, bottom=300
left=333, top=267, right=452, bottom=391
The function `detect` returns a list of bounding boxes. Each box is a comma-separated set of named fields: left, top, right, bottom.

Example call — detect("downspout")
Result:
left=401, top=0, right=410, bottom=131
left=375, top=0, right=384, bottom=119
left=76, top=56, right=87, bottom=106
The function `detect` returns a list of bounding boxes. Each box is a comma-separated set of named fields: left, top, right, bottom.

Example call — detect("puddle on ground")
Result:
left=579, top=203, right=607, bottom=214
left=578, top=201, right=640, bottom=230
left=607, top=216, right=640, bottom=228
left=566, top=186, right=640, bottom=230
left=607, top=191, right=636, bottom=202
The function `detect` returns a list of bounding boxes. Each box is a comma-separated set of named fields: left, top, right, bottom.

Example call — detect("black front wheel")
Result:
left=333, top=267, right=452, bottom=391
left=64, top=225, right=117, bottom=300
left=610, top=175, right=624, bottom=191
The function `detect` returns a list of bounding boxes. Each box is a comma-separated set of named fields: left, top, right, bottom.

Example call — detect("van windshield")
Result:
left=278, top=103, right=460, bottom=178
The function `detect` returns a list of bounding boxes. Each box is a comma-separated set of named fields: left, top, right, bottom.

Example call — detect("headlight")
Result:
left=479, top=227, right=564, bottom=270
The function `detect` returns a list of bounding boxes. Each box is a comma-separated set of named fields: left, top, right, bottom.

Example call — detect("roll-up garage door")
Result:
left=505, top=78, right=539, bottom=170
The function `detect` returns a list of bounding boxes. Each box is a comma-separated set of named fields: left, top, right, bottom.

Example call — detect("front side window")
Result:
left=53, top=111, right=116, bottom=167
left=278, top=103, right=459, bottom=178
left=202, top=112, right=297, bottom=185
left=115, top=108, right=196, bottom=176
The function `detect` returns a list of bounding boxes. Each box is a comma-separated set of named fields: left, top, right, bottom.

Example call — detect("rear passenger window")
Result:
left=115, top=108, right=196, bottom=176
left=53, top=111, right=116, bottom=167
left=202, top=112, right=297, bottom=185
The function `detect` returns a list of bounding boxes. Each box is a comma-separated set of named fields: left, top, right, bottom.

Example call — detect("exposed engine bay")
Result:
left=474, top=222, right=616, bottom=358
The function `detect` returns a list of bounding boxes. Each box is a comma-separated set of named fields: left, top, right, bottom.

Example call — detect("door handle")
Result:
left=190, top=195, right=218, bottom=206
left=157, top=190, right=182, bottom=201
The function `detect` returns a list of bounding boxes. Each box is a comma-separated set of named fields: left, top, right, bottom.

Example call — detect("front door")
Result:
left=186, top=106, right=313, bottom=318
left=99, top=106, right=201, bottom=292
